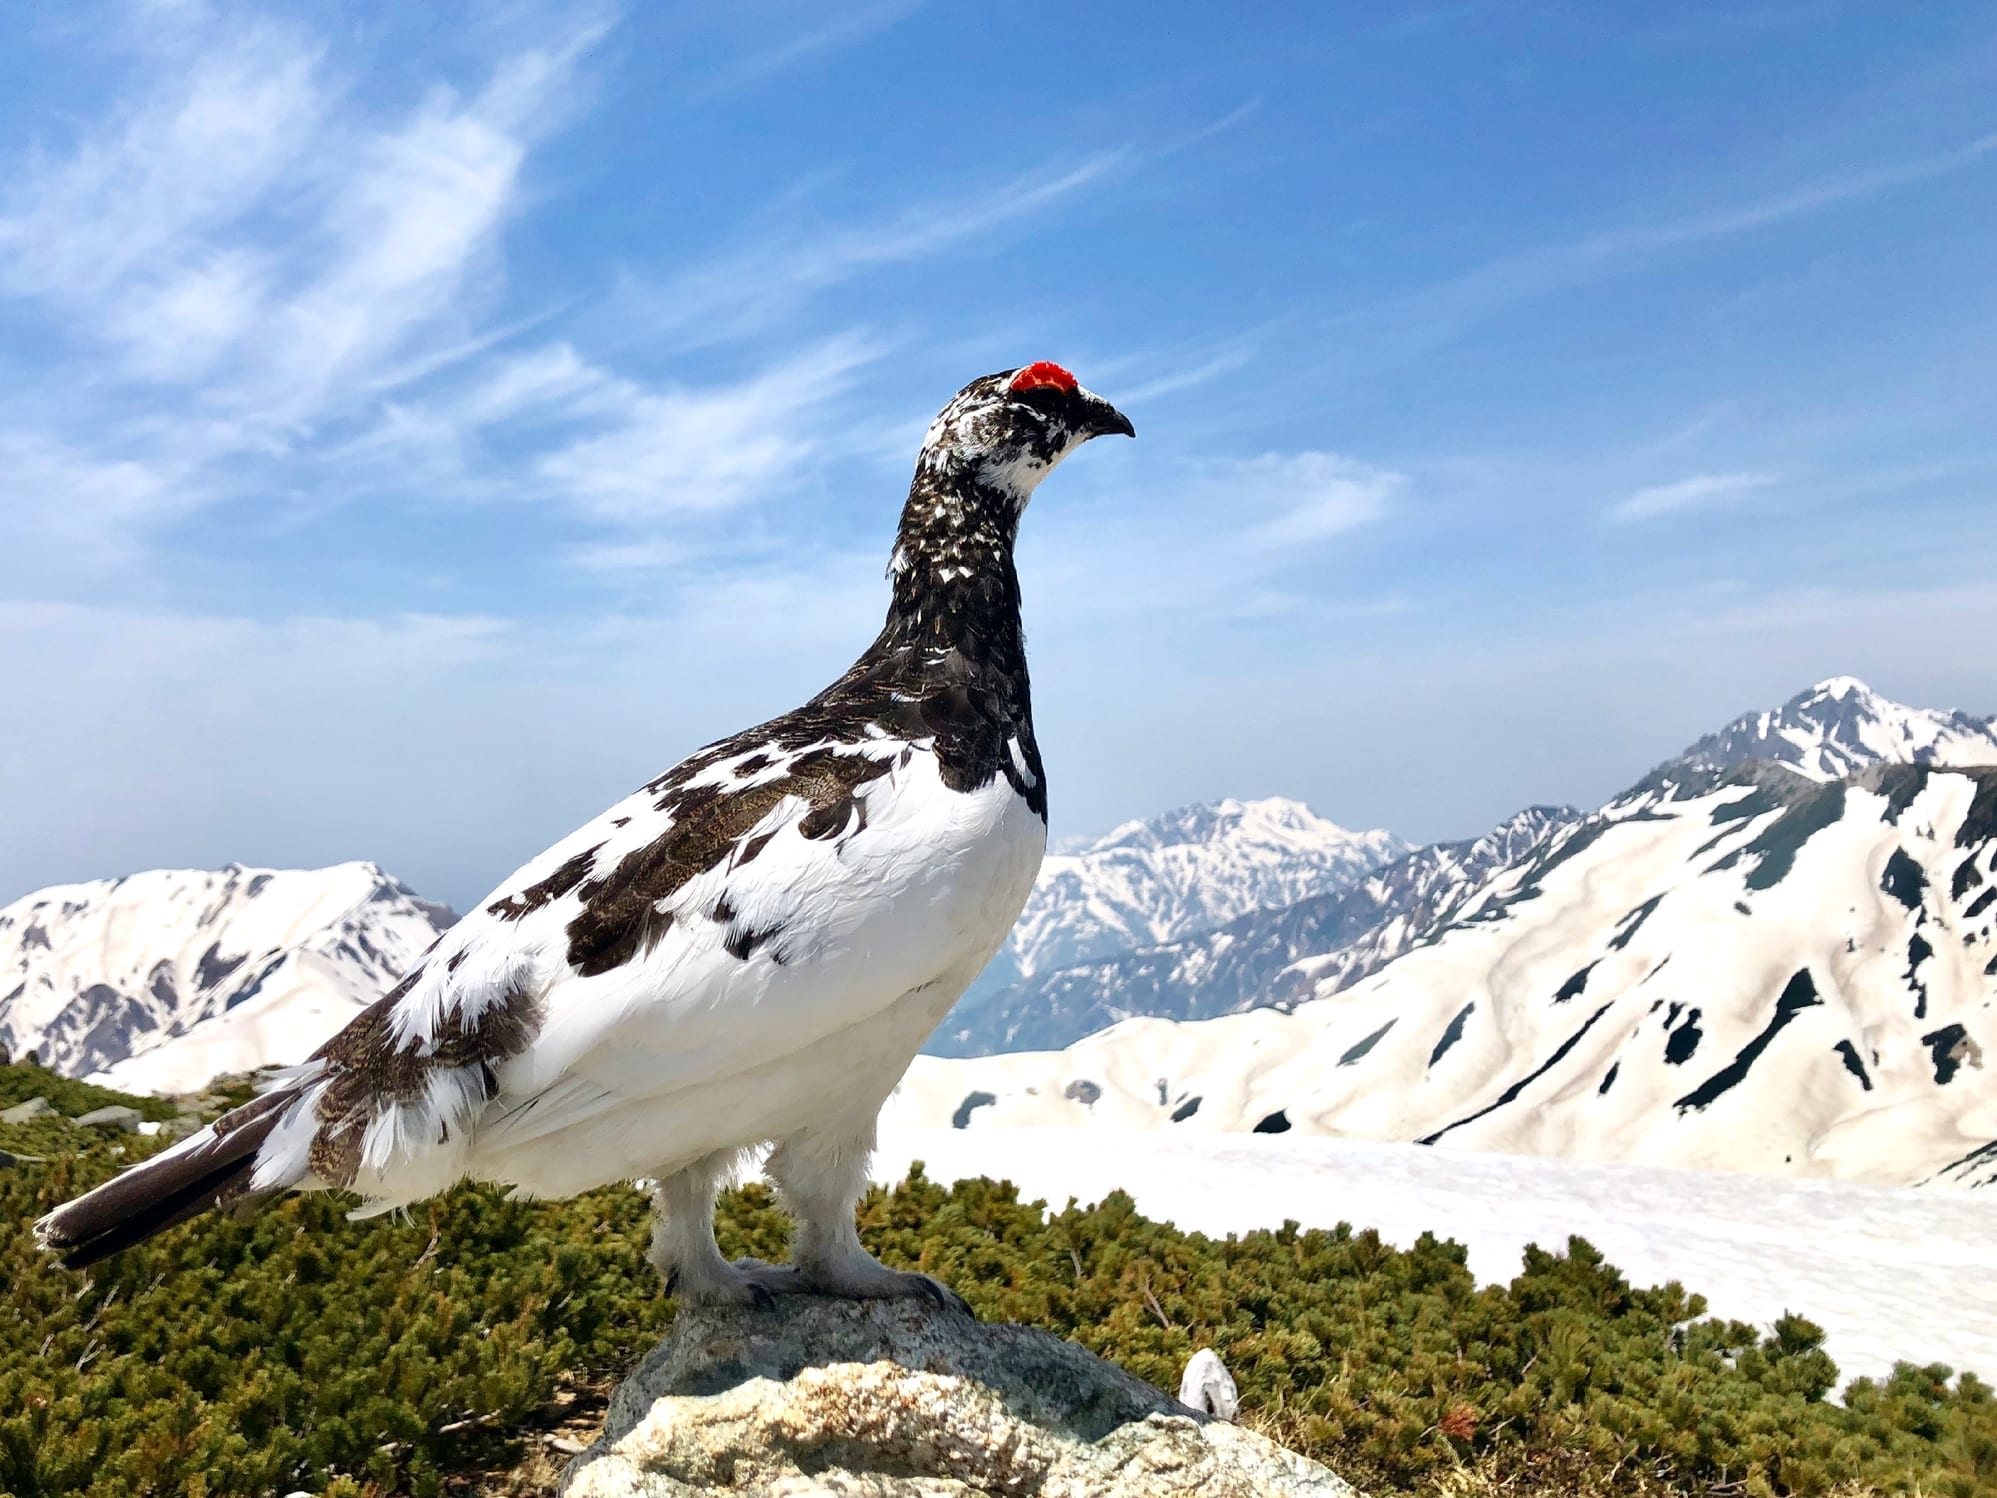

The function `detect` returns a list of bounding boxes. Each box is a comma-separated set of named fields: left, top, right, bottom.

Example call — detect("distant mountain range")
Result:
left=1664, top=675, right=1997, bottom=787
left=990, top=797, right=1409, bottom=984
left=890, top=679, right=1997, bottom=1187
left=934, top=797, right=1412, bottom=1052
left=0, top=863, right=454, bottom=1093
left=930, top=805, right=1573, bottom=1056
left=5, top=676, right=1995, bottom=1188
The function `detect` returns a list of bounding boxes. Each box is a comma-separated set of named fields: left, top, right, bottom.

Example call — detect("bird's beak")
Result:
left=1078, top=390, right=1135, bottom=440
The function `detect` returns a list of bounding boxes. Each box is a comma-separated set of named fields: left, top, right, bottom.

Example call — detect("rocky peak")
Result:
left=1660, top=677, right=1997, bottom=791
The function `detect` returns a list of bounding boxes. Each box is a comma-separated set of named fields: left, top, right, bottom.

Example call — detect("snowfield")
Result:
left=873, top=1125, right=1997, bottom=1387
left=894, top=760, right=1997, bottom=1188
left=0, top=863, right=454, bottom=1092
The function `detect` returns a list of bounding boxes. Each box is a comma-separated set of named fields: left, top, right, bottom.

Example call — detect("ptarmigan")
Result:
left=39, top=363, right=1133, bottom=1312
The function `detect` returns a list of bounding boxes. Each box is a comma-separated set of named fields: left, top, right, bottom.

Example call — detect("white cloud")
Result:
left=1227, top=452, right=1403, bottom=549
left=1105, top=345, right=1256, bottom=407
left=533, top=334, right=878, bottom=521
left=1609, top=470, right=1777, bottom=524
left=104, top=250, right=273, bottom=382
left=689, top=0, right=930, bottom=96
left=615, top=150, right=1130, bottom=349
left=0, top=5, right=612, bottom=562
left=1018, top=449, right=1402, bottom=637
left=1338, top=132, right=1997, bottom=363
left=0, top=4, right=902, bottom=588
left=0, top=432, right=193, bottom=567
left=0, top=18, right=325, bottom=319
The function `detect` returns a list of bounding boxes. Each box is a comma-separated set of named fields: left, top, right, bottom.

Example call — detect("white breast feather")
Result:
left=304, top=737, right=1044, bottom=1208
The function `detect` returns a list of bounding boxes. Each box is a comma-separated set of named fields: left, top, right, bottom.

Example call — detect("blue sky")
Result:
left=2, top=1, right=1994, bottom=909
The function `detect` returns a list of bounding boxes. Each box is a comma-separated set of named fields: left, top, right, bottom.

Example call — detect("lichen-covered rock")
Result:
left=561, top=1298, right=1355, bottom=1497
left=0, top=1096, right=55, bottom=1124
left=70, top=1104, right=143, bottom=1131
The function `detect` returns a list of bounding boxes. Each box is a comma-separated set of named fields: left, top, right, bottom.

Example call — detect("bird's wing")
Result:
left=254, top=726, right=1034, bottom=1206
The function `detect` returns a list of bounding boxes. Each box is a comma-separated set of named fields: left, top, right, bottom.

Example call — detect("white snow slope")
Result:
left=0, top=863, right=454, bottom=1094
left=1673, top=675, right=1997, bottom=785
left=999, top=796, right=1410, bottom=981
left=932, top=804, right=1575, bottom=1058
left=873, top=1127, right=1997, bottom=1386
left=893, top=682, right=1997, bottom=1188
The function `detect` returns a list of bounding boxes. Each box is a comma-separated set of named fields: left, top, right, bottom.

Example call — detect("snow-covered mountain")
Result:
left=1653, top=676, right=1997, bottom=791
left=0, top=863, right=454, bottom=1094
left=891, top=680, right=1997, bottom=1188
left=961, top=797, right=1409, bottom=1005
left=931, top=805, right=1576, bottom=1056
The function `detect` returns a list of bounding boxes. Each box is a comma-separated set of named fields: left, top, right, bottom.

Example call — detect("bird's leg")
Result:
left=648, top=1150, right=790, bottom=1307
left=763, top=1118, right=972, bottom=1315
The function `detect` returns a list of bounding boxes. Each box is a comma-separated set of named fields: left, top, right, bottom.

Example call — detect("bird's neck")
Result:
left=880, top=467, right=1028, bottom=662
left=847, top=460, right=1046, bottom=817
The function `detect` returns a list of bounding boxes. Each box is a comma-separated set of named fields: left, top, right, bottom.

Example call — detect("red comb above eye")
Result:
left=1009, top=361, right=1079, bottom=394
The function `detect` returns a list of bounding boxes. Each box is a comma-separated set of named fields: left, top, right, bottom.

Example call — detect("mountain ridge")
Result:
left=931, top=804, right=1578, bottom=1056
left=0, top=861, right=455, bottom=1092
left=892, top=678, right=1997, bottom=1186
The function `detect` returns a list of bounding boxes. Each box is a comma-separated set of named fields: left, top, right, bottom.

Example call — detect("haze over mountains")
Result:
left=3, top=677, right=1993, bottom=1186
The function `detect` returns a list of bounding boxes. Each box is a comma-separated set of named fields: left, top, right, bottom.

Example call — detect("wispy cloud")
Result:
left=1608, top=470, right=1778, bottom=524
left=611, top=150, right=1131, bottom=349
left=0, top=6, right=890, bottom=577
left=688, top=0, right=930, bottom=97
left=533, top=334, right=878, bottom=522
left=1341, top=132, right=1997, bottom=356
left=1105, top=344, right=1258, bottom=407
left=1227, top=452, right=1404, bottom=550
left=0, top=18, right=326, bottom=320
left=1021, top=449, right=1403, bottom=635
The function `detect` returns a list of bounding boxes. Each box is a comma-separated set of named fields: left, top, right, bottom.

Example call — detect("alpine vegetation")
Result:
left=7, top=1079, right=1996, bottom=1498
left=35, top=365, right=1134, bottom=1302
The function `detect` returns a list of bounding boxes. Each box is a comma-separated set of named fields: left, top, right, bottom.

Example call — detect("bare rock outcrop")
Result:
left=560, top=1297, right=1354, bottom=1497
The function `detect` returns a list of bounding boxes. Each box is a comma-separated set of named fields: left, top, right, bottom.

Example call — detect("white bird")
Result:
left=39, top=363, right=1134, bottom=1312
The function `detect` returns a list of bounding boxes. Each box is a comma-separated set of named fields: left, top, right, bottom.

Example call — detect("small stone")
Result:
left=1, top=1097, right=56, bottom=1125
left=1178, top=1348, right=1240, bottom=1421
left=71, top=1105, right=144, bottom=1132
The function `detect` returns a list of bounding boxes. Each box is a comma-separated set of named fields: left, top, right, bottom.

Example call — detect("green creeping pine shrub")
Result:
left=2, top=1059, right=1994, bottom=1497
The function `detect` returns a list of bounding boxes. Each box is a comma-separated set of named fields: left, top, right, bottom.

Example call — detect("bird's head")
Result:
left=916, top=362, right=1135, bottom=510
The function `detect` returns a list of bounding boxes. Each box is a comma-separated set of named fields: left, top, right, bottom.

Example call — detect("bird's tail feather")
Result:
left=36, top=1086, right=300, bottom=1269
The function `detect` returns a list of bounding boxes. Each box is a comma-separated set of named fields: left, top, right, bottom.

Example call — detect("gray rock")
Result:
left=1, top=1096, right=56, bottom=1124
left=561, top=1298, right=1355, bottom=1498
left=70, top=1105, right=144, bottom=1131
left=1178, top=1348, right=1240, bottom=1421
